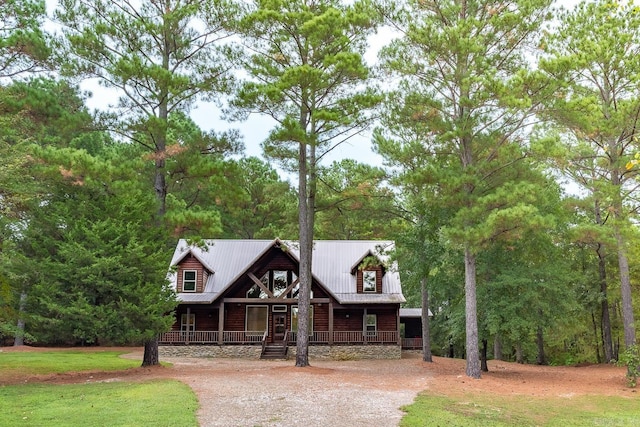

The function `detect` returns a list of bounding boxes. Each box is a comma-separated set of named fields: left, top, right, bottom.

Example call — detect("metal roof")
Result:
left=169, top=239, right=405, bottom=305
left=399, top=308, right=432, bottom=317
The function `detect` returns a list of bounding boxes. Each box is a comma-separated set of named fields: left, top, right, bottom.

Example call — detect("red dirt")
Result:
left=0, top=346, right=635, bottom=398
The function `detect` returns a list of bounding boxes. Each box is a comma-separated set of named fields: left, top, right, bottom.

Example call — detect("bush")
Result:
left=616, top=345, right=640, bottom=388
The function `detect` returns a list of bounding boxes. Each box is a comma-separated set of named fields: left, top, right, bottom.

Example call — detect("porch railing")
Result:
left=159, top=330, right=399, bottom=345
left=401, top=337, right=423, bottom=349
left=158, top=330, right=219, bottom=344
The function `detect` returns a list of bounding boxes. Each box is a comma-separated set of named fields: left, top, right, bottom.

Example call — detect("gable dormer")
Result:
left=176, top=253, right=210, bottom=293
left=351, top=252, right=385, bottom=294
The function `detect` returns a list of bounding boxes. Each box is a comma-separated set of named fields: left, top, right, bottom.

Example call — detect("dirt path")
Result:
left=1, top=347, right=636, bottom=426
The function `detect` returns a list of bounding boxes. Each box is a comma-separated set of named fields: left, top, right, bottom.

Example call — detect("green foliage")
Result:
left=540, top=0, right=640, bottom=351
left=0, top=380, right=198, bottom=427
left=211, top=157, right=298, bottom=239
left=0, top=0, right=50, bottom=76
left=617, top=346, right=640, bottom=388
left=56, top=0, right=238, bottom=117
left=56, top=0, right=243, bottom=230
left=2, top=140, right=176, bottom=346
left=231, top=0, right=382, bottom=169
left=232, top=0, right=383, bottom=366
left=378, top=0, right=556, bottom=376
left=315, top=159, right=406, bottom=239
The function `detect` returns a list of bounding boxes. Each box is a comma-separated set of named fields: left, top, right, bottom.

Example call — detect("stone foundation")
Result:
left=159, top=344, right=401, bottom=360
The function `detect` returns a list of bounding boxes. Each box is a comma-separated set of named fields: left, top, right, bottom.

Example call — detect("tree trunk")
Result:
left=480, top=339, right=488, bottom=372
left=142, top=337, right=159, bottom=366
left=421, top=278, right=432, bottom=362
left=595, top=200, right=614, bottom=363
left=615, top=230, right=636, bottom=349
left=494, top=335, right=503, bottom=361
left=591, top=311, right=602, bottom=364
left=464, top=245, right=481, bottom=378
left=536, top=324, right=546, bottom=365
left=609, top=141, right=636, bottom=357
left=295, top=139, right=313, bottom=367
left=515, top=342, right=524, bottom=364
left=14, top=291, right=27, bottom=346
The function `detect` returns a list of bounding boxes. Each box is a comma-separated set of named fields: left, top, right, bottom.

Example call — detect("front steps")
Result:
left=261, top=344, right=288, bottom=359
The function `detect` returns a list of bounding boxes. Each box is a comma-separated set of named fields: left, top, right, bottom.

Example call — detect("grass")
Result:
left=400, top=392, right=640, bottom=427
left=0, top=350, right=197, bottom=426
left=0, top=350, right=140, bottom=375
left=0, top=380, right=198, bottom=427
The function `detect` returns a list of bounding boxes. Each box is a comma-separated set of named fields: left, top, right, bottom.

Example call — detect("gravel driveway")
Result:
left=163, top=354, right=432, bottom=427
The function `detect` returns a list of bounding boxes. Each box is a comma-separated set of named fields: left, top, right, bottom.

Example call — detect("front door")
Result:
left=273, top=313, right=286, bottom=342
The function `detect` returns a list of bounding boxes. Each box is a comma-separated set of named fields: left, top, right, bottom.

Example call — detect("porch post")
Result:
left=328, top=301, right=334, bottom=345
left=218, top=301, right=224, bottom=345
left=396, top=306, right=401, bottom=345
left=363, top=308, right=368, bottom=344
left=186, top=307, right=191, bottom=345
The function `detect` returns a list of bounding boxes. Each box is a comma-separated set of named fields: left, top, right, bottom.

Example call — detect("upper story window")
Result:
left=183, top=270, right=197, bottom=292
left=247, top=270, right=299, bottom=298
left=363, top=270, right=377, bottom=292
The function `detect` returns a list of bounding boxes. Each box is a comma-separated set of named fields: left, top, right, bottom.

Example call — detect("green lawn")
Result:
left=401, top=392, right=640, bottom=427
left=0, top=350, right=197, bottom=426
left=0, top=350, right=140, bottom=375
left=0, top=380, right=198, bottom=427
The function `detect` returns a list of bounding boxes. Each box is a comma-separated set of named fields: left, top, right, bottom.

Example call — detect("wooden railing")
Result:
left=260, top=330, right=268, bottom=354
left=282, top=330, right=289, bottom=355
left=401, top=337, right=423, bottom=349
left=159, top=330, right=399, bottom=345
left=223, top=330, right=266, bottom=344
left=289, top=331, right=330, bottom=343
left=158, top=330, right=219, bottom=344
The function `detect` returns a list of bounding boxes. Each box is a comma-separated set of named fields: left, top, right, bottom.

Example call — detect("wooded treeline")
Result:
left=0, top=0, right=638, bottom=376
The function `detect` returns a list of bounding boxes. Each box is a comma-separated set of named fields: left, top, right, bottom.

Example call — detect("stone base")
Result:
left=159, top=344, right=401, bottom=360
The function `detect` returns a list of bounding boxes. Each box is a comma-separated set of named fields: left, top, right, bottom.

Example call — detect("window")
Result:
left=246, top=306, right=268, bottom=334
left=247, top=270, right=300, bottom=298
left=290, top=281, right=312, bottom=299
left=180, top=313, right=195, bottom=331
left=363, top=270, right=376, bottom=292
left=183, top=270, right=197, bottom=292
left=272, top=270, right=288, bottom=297
left=246, top=283, right=268, bottom=299
left=365, top=314, right=377, bottom=336
left=291, top=305, right=313, bottom=335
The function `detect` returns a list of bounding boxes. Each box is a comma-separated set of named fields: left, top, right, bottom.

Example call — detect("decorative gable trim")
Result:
left=350, top=250, right=386, bottom=276
left=172, top=247, right=215, bottom=274
left=217, top=239, right=339, bottom=303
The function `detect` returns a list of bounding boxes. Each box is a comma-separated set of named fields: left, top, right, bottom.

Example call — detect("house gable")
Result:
left=356, top=265, right=384, bottom=294
left=168, top=239, right=404, bottom=305
left=222, top=243, right=329, bottom=300
left=176, top=253, right=210, bottom=293
left=349, top=250, right=386, bottom=295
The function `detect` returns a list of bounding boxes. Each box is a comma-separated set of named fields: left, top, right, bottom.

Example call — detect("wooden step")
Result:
left=260, top=345, right=288, bottom=359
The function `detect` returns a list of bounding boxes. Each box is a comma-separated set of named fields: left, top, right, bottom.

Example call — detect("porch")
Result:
left=158, top=330, right=400, bottom=345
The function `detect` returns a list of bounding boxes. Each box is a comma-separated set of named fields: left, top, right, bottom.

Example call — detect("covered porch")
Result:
left=161, top=300, right=402, bottom=346
left=158, top=329, right=400, bottom=345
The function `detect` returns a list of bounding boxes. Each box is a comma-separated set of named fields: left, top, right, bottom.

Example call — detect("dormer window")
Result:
left=183, top=270, right=197, bottom=292
left=363, top=270, right=377, bottom=292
